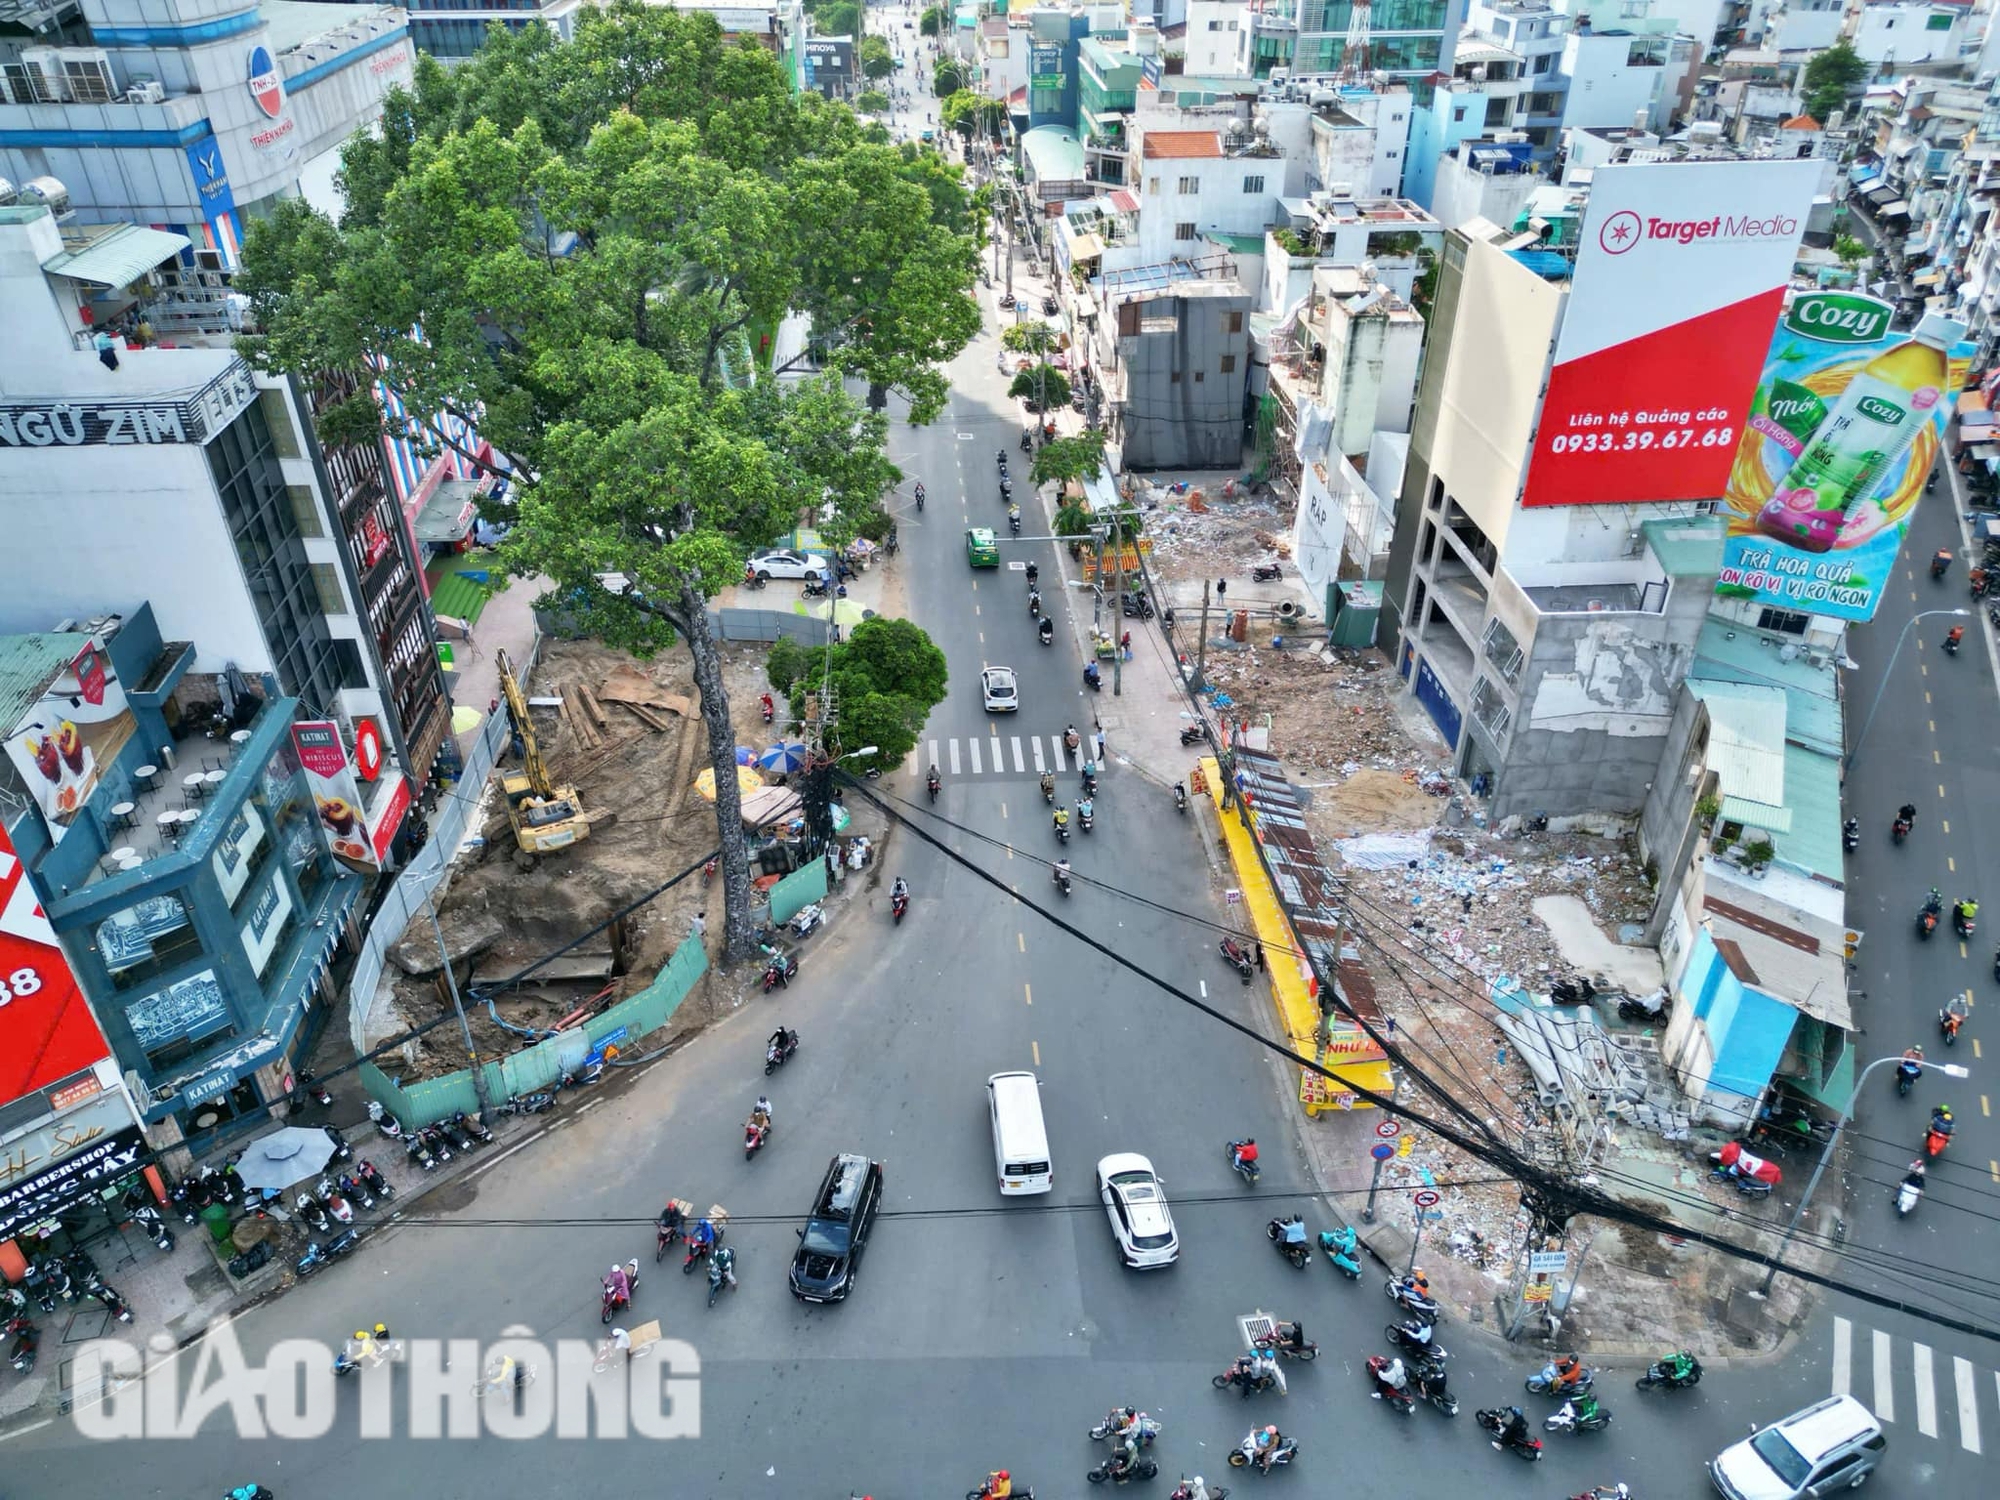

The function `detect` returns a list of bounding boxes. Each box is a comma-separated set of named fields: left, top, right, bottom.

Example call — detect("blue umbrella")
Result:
left=760, top=741, right=811, bottom=774
left=735, top=746, right=757, bottom=766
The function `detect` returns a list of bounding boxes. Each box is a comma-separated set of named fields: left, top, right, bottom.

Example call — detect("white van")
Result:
left=987, top=1070, right=1053, bottom=1194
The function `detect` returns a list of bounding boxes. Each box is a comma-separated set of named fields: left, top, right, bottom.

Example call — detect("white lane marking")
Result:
left=969, top=738, right=983, bottom=774
left=926, top=739, right=937, bottom=772
left=1914, top=1343, right=1937, bottom=1436
left=1011, top=736, right=1025, bottom=773
left=948, top=739, right=962, bottom=775
left=1875, top=1330, right=1895, bottom=1422
left=0, top=1418, right=53, bottom=1443
left=1955, top=1356, right=1981, bottom=1452
left=1031, top=738, right=1047, bottom=773
left=1050, top=735, right=1068, bottom=770
left=1831, top=1318, right=1852, bottom=1397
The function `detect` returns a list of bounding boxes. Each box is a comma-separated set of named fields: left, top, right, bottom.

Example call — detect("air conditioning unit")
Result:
left=16, top=49, right=68, bottom=103
left=126, top=77, right=165, bottom=105
left=152, top=1080, right=178, bottom=1103
left=59, top=47, right=117, bottom=104
left=123, top=1070, right=148, bottom=1106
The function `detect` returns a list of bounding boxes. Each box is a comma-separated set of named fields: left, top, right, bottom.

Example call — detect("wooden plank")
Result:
left=616, top=700, right=670, bottom=731
left=577, top=684, right=611, bottom=730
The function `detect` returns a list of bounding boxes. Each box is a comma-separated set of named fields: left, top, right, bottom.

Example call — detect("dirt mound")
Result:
left=1317, top=768, right=1441, bottom=837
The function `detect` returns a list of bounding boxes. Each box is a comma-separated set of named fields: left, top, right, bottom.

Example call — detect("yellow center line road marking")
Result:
left=1984, top=1096, right=1991, bottom=1117
left=1032, top=1040, right=1040, bottom=1066
left=1944, top=820, right=1952, bottom=835
left=1000, top=803, right=1007, bottom=820
left=1926, top=690, right=1933, bottom=704
left=1950, top=857, right=1957, bottom=872
left=1024, top=983, right=1032, bottom=1006
left=1991, top=1161, right=1999, bottom=1184
left=1941, top=785, right=1948, bottom=798
left=1018, top=933, right=1026, bottom=952
left=1975, top=1038, right=1983, bottom=1059
left=1937, top=750, right=1943, bottom=764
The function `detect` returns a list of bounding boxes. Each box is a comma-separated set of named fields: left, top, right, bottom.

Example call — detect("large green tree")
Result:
left=942, top=89, right=1005, bottom=139
left=1802, top=42, right=1865, bottom=123
left=1031, top=431, right=1106, bottom=490
left=919, top=5, right=944, bottom=37
left=789, top=618, right=948, bottom=767
left=859, top=35, right=894, bottom=81
left=237, top=4, right=979, bottom=963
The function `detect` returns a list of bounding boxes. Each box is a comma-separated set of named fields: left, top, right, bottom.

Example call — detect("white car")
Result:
left=1097, top=1153, right=1178, bottom=1268
left=981, top=666, right=1018, bottom=713
left=747, top=548, right=827, bottom=582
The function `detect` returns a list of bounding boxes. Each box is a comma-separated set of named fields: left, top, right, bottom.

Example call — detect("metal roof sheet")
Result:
left=41, top=225, right=191, bottom=288
left=0, top=633, right=87, bottom=738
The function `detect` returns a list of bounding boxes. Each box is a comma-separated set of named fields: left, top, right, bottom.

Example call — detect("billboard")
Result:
left=1521, top=160, right=1821, bottom=508
left=0, top=820, right=110, bottom=1106
left=1716, top=294, right=1971, bottom=622
left=290, top=721, right=381, bottom=873
left=4, top=640, right=136, bottom=844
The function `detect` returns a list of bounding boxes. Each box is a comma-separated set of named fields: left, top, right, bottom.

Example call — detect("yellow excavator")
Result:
left=495, top=649, right=590, bottom=867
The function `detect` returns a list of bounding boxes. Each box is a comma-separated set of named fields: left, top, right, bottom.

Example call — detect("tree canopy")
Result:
left=236, top=4, right=980, bottom=959
left=919, top=5, right=944, bottom=36
left=942, top=89, right=1005, bottom=139
left=859, top=34, right=894, bottom=81
left=1802, top=42, right=1865, bottom=124
left=935, top=62, right=966, bottom=98
left=1010, top=364, right=1071, bottom=411
left=789, top=617, right=949, bottom=768
left=1030, top=431, right=1106, bottom=490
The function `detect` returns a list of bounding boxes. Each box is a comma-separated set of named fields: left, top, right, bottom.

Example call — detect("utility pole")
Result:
left=428, top=897, right=492, bottom=1119
left=1192, top=578, right=1213, bottom=690
left=1091, top=527, right=1105, bottom=638
left=1109, top=505, right=1124, bottom=696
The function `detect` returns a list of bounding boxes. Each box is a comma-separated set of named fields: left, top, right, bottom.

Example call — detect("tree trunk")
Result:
left=679, top=581, right=758, bottom=966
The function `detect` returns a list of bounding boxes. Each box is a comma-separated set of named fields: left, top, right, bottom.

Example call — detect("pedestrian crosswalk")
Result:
left=924, top=733, right=1093, bottom=780
left=1830, top=1316, right=1994, bottom=1451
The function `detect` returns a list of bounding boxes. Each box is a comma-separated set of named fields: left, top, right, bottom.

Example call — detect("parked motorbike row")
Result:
left=368, top=1101, right=492, bottom=1175
left=9, top=1249, right=135, bottom=1341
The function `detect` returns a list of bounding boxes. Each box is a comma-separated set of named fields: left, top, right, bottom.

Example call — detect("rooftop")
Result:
left=1143, top=130, right=1225, bottom=159
left=0, top=634, right=90, bottom=741
left=1691, top=618, right=1842, bottom=760
left=1022, top=126, right=1086, bottom=182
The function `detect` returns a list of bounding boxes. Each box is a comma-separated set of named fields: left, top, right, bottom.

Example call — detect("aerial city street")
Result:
left=1, top=1, right=1999, bottom=1498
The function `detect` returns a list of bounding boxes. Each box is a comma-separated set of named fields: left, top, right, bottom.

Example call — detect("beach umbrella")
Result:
left=694, top=764, right=764, bottom=801
left=759, top=741, right=811, bottom=775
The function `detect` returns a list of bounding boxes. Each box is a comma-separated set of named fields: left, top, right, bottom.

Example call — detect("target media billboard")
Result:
left=1520, top=160, right=1822, bottom=509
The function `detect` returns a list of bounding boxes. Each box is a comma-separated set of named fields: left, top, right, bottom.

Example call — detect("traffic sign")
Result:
left=1412, top=1189, right=1442, bottom=1209
left=1528, top=1250, right=1569, bottom=1274
left=1522, top=1282, right=1554, bottom=1303
left=1396, top=1135, right=1415, bottom=1158
left=1375, top=1120, right=1402, bottom=1139
left=1370, top=1142, right=1395, bottom=1161
left=1421, top=1210, right=1445, bottom=1221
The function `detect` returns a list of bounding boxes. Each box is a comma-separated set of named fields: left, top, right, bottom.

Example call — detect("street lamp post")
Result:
left=1759, top=1053, right=1970, bottom=1294
left=1845, top=608, right=1970, bottom=771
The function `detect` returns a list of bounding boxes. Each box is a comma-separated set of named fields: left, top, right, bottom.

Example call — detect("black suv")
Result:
left=788, top=1152, right=883, bottom=1303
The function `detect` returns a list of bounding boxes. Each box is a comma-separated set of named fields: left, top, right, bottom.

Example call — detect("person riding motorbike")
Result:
left=752, top=1096, right=774, bottom=1130
left=891, top=876, right=909, bottom=908
left=1039, top=771, right=1055, bottom=801
left=1053, top=857, right=1072, bottom=888
left=1934, top=547, right=1954, bottom=577
left=1084, top=661, right=1101, bottom=689
left=483, top=1353, right=526, bottom=1395
left=1232, top=1138, right=1258, bottom=1173
left=605, top=1262, right=633, bottom=1309
left=659, top=1200, right=686, bottom=1238
left=1551, top=1354, right=1586, bottom=1392
left=928, top=764, right=941, bottom=796
left=1053, top=804, right=1071, bottom=834
left=1077, top=795, right=1095, bottom=828
left=344, top=1328, right=386, bottom=1369
left=1930, top=1104, right=1955, bottom=1141
left=710, top=1244, right=737, bottom=1290
left=1564, top=1391, right=1606, bottom=1427
left=914, top=481, right=925, bottom=508
left=1899, top=802, right=1918, bottom=829
left=1028, top=587, right=1041, bottom=618
left=980, top=1470, right=1014, bottom=1499
left=1272, top=1319, right=1308, bottom=1354
left=690, top=1217, right=717, bottom=1253
left=759, top=691, right=774, bottom=723
left=1375, top=1355, right=1409, bottom=1396
left=1958, top=897, right=1980, bottom=927
left=767, top=1027, right=798, bottom=1061
left=1900, top=1045, right=1925, bottom=1083
left=1250, top=1425, right=1285, bottom=1473
left=1947, top=624, right=1967, bottom=651
left=1941, top=1005, right=1964, bottom=1041
left=1493, top=1405, right=1531, bottom=1451
left=1064, top=725, right=1081, bottom=753
left=1276, top=1214, right=1307, bottom=1247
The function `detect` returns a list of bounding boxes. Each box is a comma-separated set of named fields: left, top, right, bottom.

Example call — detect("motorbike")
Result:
left=1226, top=1433, right=1298, bottom=1470
left=1053, top=865, right=1073, bottom=897
left=1925, top=1112, right=1955, bottom=1158
left=500, top=1092, right=554, bottom=1116
left=421, top=1124, right=454, bottom=1164
left=127, top=1203, right=175, bottom=1253
left=456, top=1110, right=494, bottom=1145
left=322, top=1124, right=353, bottom=1163
left=1088, top=1455, right=1160, bottom=1486
left=683, top=1229, right=721, bottom=1274
left=1386, top=1320, right=1445, bottom=1359
left=706, top=1248, right=737, bottom=1308
left=762, top=952, right=799, bottom=992
left=745, top=1118, right=773, bottom=1160
left=1227, top=1140, right=1260, bottom=1185
left=1545, top=1397, right=1612, bottom=1433
left=1251, top=562, right=1283, bottom=582
left=1175, top=783, right=1188, bottom=814
left=1084, top=666, right=1102, bottom=692
left=1090, top=1410, right=1162, bottom=1446
left=741, top=568, right=767, bottom=591
left=317, top=1177, right=355, bottom=1224
left=1956, top=902, right=1977, bottom=939
left=1252, top=1326, right=1318, bottom=1361
left=1039, top=617, right=1055, bottom=646
left=1121, top=593, right=1154, bottom=620
left=1527, top=1361, right=1595, bottom=1397
left=1385, top=1275, right=1440, bottom=1320
left=1842, top=818, right=1860, bottom=853
left=928, top=770, right=941, bottom=802
left=337, top=1171, right=374, bottom=1212
left=1220, top=938, right=1255, bottom=984
left=1475, top=1407, right=1544, bottom=1460
left=1367, top=1354, right=1416, bottom=1414
left=1942, top=1001, right=1966, bottom=1046
left=802, top=578, right=830, bottom=598
left=7, top=1316, right=38, bottom=1373
left=367, top=1099, right=407, bottom=1140
left=296, top=1192, right=333, bottom=1234
left=1896, top=1163, right=1926, bottom=1217
left=1079, top=804, right=1095, bottom=834
left=1893, top=813, right=1912, bottom=844
left=1214, top=1358, right=1279, bottom=1398
left=1634, top=1353, right=1703, bottom=1391
left=1055, top=817, right=1071, bottom=845
left=892, top=889, right=910, bottom=924
left=1180, top=722, right=1210, bottom=747
left=601, top=1280, right=633, bottom=1325
left=84, top=1276, right=132, bottom=1323
left=405, top=1131, right=436, bottom=1172
left=334, top=1334, right=404, bottom=1377
left=789, top=903, right=824, bottom=939
left=1318, top=1226, right=1362, bottom=1280
left=301, top=1075, right=334, bottom=1108
left=1266, top=1216, right=1311, bottom=1269
left=765, top=1032, right=799, bottom=1074
left=1708, top=1141, right=1781, bottom=1198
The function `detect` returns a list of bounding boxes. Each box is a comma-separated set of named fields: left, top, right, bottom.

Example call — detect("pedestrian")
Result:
left=92, top=328, right=119, bottom=371
left=1255, top=943, right=1266, bottom=971
left=1216, top=577, right=1228, bottom=600
left=1120, top=629, right=1132, bottom=661
left=690, top=911, right=707, bottom=944
left=1094, top=728, right=1107, bottom=762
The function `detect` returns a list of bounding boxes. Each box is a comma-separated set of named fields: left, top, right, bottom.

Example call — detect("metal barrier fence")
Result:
left=708, top=608, right=837, bottom=645
left=347, top=634, right=542, bottom=1054
left=767, top=859, right=828, bottom=926
left=358, top=934, right=709, bottom=1127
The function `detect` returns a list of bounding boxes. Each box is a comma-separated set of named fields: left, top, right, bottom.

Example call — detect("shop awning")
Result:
left=41, top=225, right=192, bottom=288
left=1069, top=232, right=1105, bottom=261
left=413, top=479, right=478, bottom=545
left=1956, top=389, right=1988, bottom=416
left=1864, top=185, right=1900, bottom=208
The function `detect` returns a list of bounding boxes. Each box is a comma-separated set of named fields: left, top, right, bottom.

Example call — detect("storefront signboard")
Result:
left=0, top=1125, right=144, bottom=1241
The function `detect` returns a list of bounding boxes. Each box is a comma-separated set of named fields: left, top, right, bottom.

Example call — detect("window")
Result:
left=1147, top=176, right=1160, bottom=195
left=310, top=563, right=345, bottom=616
left=1194, top=370, right=1205, bottom=382
left=1225, top=311, right=1243, bottom=333
left=1220, top=354, right=1237, bottom=373
left=1177, top=175, right=1201, bottom=194
left=1756, top=607, right=1811, bottom=636
left=1243, top=174, right=1265, bottom=194
left=1453, top=105, right=1467, bottom=123
left=1175, top=221, right=1198, bottom=240
left=1171, top=371, right=1183, bottom=383
left=1208, top=16, right=1222, bottom=26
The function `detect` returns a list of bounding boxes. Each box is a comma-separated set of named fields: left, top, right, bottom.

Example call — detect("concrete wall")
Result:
left=1323, top=304, right=1422, bottom=457
left=1114, top=288, right=1252, bottom=469
left=1431, top=151, right=1544, bottom=233
left=1637, top=689, right=1714, bottom=942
